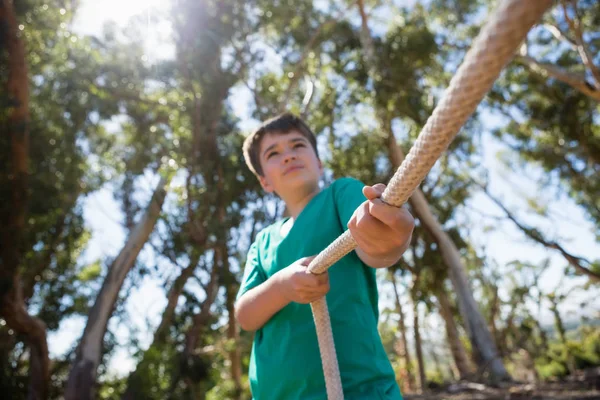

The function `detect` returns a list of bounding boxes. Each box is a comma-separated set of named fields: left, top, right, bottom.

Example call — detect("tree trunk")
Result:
left=549, top=303, right=567, bottom=345
left=387, top=132, right=509, bottom=381
left=225, top=249, right=242, bottom=399
left=65, top=177, right=169, bottom=400
left=435, top=284, right=474, bottom=380
left=533, top=316, right=549, bottom=354
left=412, top=282, right=426, bottom=393
left=389, top=270, right=415, bottom=391
left=1, top=276, right=49, bottom=400
left=503, top=306, right=518, bottom=356
left=121, top=252, right=200, bottom=400
left=356, top=0, right=509, bottom=382
left=488, top=284, right=504, bottom=357
left=175, top=248, right=220, bottom=395
left=0, top=2, right=50, bottom=399
left=0, top=0, right=29, bottom=280
left=427, top=341, right=444, bottom=380
left=548, top=300, right=575, bottom=373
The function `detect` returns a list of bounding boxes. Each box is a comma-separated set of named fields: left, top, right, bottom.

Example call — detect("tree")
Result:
left=433, top=282, right=475, bottom=379
left=65, top=177, right=169, bottom=400
left=389, top=270, right=416, bottom=390
left=0, top=2, right=49, bottom=397
left=355, top=0, right=510, bottom=381
left=490, top=0, right=600, bottom=234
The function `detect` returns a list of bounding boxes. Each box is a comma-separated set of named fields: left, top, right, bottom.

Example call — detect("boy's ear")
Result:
left=258, top=175, right=274, bottom=193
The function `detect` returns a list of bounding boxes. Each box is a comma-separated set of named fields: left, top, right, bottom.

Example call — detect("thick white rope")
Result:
left=307, top=1, right=554, bottom=398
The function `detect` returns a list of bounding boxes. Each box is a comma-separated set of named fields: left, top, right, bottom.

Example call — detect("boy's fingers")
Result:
left=315, top=272, right=329, bottom=285
left=368, top=200, right=413, bottom=231
left=299, top=255, right=317, bottom=266
left=354, top=201, right=388, bottom=233
left=368, top=199, right=397, bottom=224
left=362, top=183, right=386, bottom=200
left=309, top=291, right=329, bottom=302
left=372, top=183, right=386, bottom=193
left=305, top=271, right=327, bottom=285
left=362, top=187, right=376, bottom=200
left=302, top=271, right=327, bottom=287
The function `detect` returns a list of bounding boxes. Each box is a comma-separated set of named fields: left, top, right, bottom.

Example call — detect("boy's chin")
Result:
left=278, top=175, right=320, bottom=194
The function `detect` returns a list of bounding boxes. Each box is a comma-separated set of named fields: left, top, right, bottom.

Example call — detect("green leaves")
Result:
left=77, top=261, right=102, bottom=283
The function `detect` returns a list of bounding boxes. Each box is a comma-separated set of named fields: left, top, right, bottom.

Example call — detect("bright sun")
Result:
left=73, top=0, right=173, bottom=60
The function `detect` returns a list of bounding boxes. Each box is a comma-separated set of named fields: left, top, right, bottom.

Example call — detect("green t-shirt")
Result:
left=237, top=177, right=402, bottom=400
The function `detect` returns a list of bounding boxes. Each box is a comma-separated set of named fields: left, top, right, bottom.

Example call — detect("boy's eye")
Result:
left=266, top=151, right=278, bottom=159
left=294, top=143, right=305, bottom=148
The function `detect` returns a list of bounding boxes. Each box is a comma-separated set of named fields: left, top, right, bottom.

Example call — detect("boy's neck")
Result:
left=281, top=185, right=321, bottom=220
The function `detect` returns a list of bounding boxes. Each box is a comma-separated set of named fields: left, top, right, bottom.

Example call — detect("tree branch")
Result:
left=280, top=19, right=339, bottom=110
left=477, top=182, right=600, bottom=283
left=561, top=0, right=600, bottom=89
left=540, top=23, right=577, bottom=50
left=515, top=55, right=600, bottom=101
left=22, top=215, right=67, bottom=301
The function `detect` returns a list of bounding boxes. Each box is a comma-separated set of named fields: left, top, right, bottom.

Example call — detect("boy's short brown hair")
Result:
left=243, top=113, right=319, bottom=177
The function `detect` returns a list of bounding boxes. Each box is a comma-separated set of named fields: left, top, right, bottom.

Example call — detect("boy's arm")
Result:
left=235, top=257, right=330, bottom=331
left=235, top=275, right=290, bottom=332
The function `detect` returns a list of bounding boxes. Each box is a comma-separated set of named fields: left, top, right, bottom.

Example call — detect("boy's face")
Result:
left=257, top=130, right=322, bottom=197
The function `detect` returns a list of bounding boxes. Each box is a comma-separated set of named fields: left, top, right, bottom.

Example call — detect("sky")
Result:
left=54, top=0, right=600, bottom=376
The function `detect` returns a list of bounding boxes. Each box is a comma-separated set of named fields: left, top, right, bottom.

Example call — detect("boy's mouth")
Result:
left=283, top=165, right=304, bottom=175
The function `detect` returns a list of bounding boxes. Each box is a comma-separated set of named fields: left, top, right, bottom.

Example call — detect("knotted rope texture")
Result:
left=306, top=1, right=553, bottom=398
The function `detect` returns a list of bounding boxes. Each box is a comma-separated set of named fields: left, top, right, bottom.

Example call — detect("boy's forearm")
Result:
left=234, top=274, right=290, bottom=331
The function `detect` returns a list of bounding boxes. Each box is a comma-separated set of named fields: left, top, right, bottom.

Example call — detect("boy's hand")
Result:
left=274, top=256, right=330, bottom=304
left=348, top=183, right=414, bottom=263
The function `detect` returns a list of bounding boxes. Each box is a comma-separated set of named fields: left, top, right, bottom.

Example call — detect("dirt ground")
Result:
left=404, top=380, right=600, bottom=400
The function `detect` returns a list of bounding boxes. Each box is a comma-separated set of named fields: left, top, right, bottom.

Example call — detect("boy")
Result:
left=235, top=113, right=414, bottom=399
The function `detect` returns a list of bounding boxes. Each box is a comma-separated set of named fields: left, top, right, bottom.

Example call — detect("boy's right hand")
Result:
left=275, top=256, right=330, bottom=304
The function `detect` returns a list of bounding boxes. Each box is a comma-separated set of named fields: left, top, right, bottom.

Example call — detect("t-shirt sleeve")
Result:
left=333, top=177, right=368, bottom=228
left=236, top=238, right=267, bottom=300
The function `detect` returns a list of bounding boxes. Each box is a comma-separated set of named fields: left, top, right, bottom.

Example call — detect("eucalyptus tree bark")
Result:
left=435, top=285, right=474, bottom=379
left=355, top=0, right=509, bottom=382
left=65, top=177, right=169, bottom=400
left=0, top=2, right=49, bottom=398
left=121, top=252, right=201, bottom=400
left=389, top=270, right=415, bottom=390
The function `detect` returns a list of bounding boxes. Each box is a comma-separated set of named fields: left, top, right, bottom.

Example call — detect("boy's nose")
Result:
left=282, top=150, right=297, bottom=163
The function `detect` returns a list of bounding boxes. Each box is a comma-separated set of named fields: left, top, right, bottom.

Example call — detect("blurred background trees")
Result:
left=1, top=0, right=598, bottom=398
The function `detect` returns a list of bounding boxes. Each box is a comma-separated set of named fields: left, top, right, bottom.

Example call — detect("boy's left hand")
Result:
left=348, top=183, right=415, bottom=262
